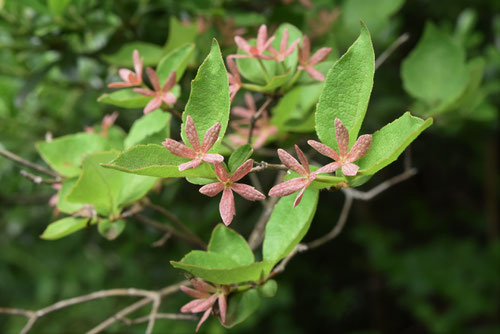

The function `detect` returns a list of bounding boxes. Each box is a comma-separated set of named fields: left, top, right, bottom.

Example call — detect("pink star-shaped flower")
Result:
left=308, top=118, right=372, bottom=176
left=162, top=115, right=224, bottom=171
left=234, top=24, right=275, bottom=60
left=268, top=145, right=317, bottom=208
left=180, top=279, right=229, bottom=332
left=298, top=35, right=332, bottom=81
left=134, top=68, right=177, bottom=114
left=268, top=28, right=300, bottom=62
left=226, top=56, right=242, bottom=102
left=107, top=49, right=143, bottom=88
left=199, top=159, right=265, bottom=226
left=100, top=112, right=118, bottom=137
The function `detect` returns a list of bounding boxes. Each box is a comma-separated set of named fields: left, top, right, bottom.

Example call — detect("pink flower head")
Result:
left=162, top=115, right=224, bottom=171
left=308, top=118, right=372, bottom=176
left=268, top=28, right=300, bottom=62
left=227, top=56, right=241, bottom=102
left=234, top=24, right=275, bottom=60
left=268, top=145, right=317, bottom=208
left=134, top=68, right=177, bottom=114
left=100, top=112, right=118, bottom=137
left=199, top=159, right=265, bottom=226
left=229, top=93, right=277, bottom=148
left=180, top=279, right=229, bottom=332
left=298, top=35, right=332, bottom=81
left=107, top=49, right=143, bottom=88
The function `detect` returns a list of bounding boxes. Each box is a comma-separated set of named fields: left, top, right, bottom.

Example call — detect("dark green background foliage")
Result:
left=0, top=0, right=499, bottom=333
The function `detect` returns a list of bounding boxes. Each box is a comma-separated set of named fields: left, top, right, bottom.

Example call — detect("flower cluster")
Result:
left=107, top=49, right=177, bottom=114
left=162, top=115, right=265, bottom=225
left=226, top=24, right=332, bottom=100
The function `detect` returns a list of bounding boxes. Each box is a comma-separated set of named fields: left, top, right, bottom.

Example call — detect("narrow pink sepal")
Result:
left=191, top=279, right=216, bottom=293
left=202, top=122, right=222, bottom=152
left=162, top=71, right=176, bottom=92
left=277, top=149, right=306, bottom=176
left=307, top=140, right=339, bottom=161
left=144, top=97, right=162, bottom=114
left=108, top=81, right=134, bottom=88
left=268, top=177, right=309, bottom=197
left=146, top=67, right=161, bottom=91
left=214, top=162, right=229, bottom=182
left=335, top=118, right=349, bottom=157
left=342, top=163, right=359, bottom=176
left=181, top=298, right=209, bottom=313
left=178, top=159, right=201, bottom=171
left=133, top=88, right=155, bottom=96
left=305, top=66, right=325, bottom=81
left=132, top=49, right=142, bottom=82
left=294, top=145, right=310, bottom=174
left=234, top=36, right=251, bottom=53
left=199, top=182, right=225, bottom=197
left=162, top=139, right=196, bottom=158
left=299, top=35, right=311, bottom=63
left=220, top=188, right=235, bottom=226
left=257, top=24, right=267, bottom=52
left=293, top=186, right=307, bottom=208
left=231, top=183, right=266, bottom=201
left=203, top=153, right=224, bottom=164
left=229, top=159, right=253, bottom=182
left=316, top=162, right=341, bottom=174
left=185, top=115, right=201, bottom=151
left=218, top=294, right=227, bottom=324
left=196, top=307, right=212, bottom=332
left=346, top=134, right=372, bottom=162
left=309, top=47, right=332, bottom=65
left=190, top=294, right=218, bottom=313
left=180, top=286, right=211, bottom=299
left=118, top=69, right=133, bottom=82
left=162, top=92, right=177, bottom=105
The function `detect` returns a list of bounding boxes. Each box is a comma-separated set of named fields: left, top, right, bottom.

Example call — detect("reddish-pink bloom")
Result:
left=134, top=68, right=177, bottom=114
left=234, top=24, right=275, bottom=60
left=107, top=50, right=143, bottom=88
left=229, top=93, right=277, bottom=148
left=269, top=28, right=300, bottom=62
left=199, top=160, right=265, bottom=226
left=308, top=118, right=372, bottom=176
left=180, top=279, right=229, bottom=332
left=162, top=115, right=224, bottom=171
left=298, top=35, right=332, bottom=81
left=227, top=56, right=242, bottom=102
left=268, top=145, right=317, bottom=208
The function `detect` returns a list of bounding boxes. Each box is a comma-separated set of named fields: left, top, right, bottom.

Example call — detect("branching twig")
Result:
left=123, top=313, right=198, bottom=325
left=0, top=148, right=59, bottom=178
left=20, top=170, right=60, bottom=185
left=250, top=161, right=288, bottom=173
left=375, top=33, right=410, bottom=70
left=247, top=97, right=272, bottom=145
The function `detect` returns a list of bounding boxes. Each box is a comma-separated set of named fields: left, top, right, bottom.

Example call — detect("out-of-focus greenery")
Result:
left=0, top=0, right=499, bottom=333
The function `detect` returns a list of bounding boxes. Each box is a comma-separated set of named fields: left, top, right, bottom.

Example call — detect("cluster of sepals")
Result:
left=34, top=22, right=432, bottom=332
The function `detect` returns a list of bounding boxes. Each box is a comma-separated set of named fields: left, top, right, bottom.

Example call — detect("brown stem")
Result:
left=247, top=97, right=273, bottom=145
left=375, top=33, right=410, bottom=70
left=0, top=148, right=59, bottom=178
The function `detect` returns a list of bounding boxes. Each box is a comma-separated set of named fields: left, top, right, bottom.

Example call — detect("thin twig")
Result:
left=375, top=33, right=410, bottom=70
left=143, top=200, right=207, bottom=249
left=0, top=148, right=59, bottom=178
left=250, top=161, right=288, bottom=173
left=268, top=244, right=308, bottom=278
left=152, top=232, right=172, bottom=247
left=343, top=168, right=417, bottom=201
left=123, top=313, right=198, bottom=325
left=134, top=214, right=206, bottom=249
left=20, top=170, right=60, bottom=185
left=145, top=296, right=161, bottom=334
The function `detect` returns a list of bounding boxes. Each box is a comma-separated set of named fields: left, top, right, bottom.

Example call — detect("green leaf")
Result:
left=316, top=22, right=375, bottom=151
left=401, top=22, right=468, bottom=108
left=228, top=145, right=253, bottom=173
left=357, top=112, right=433, bottom=175
left=102, top=144, right=216, bottom=179
left=165, top=17, right=199, bottom=53
left=242, top=72, right=291, bottom=93
left=157, top=43, right=195, bottom=83
left=97, top=89, right=151, bottom=108
left=48, top=0, right=71, bottom=16
left=36, top=133, right=108, bottom=178
left=41, top=217, right=89, bottom=240
left=223, top=289, right=261, bottom=328
left=171, top=251, right=270, bottom=285
left=181, top=40, right=230, bottom=152
left=258, top=279, right=278, bottom=298
left=208, top=224, right=254, bottom=266
left=57, top=178, right=83, bottom=214
left=124, top=110, right=171, bottom=149
left=263, top=188, right=319, bottom=265
left=67, top=151, right=157, bottom=216
left=98, top=219, right=126, bottom=240
left=102, top=42, right=165, bottom=67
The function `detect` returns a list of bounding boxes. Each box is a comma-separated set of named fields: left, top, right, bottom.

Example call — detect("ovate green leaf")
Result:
left=208, top=224, right=254, bottom=265
left=223, top=289, right=261, bottom=328
left=98, top=219, right=126, bottom=240
left=316, top=22, right=375, bottom=151
left=41, top=217, right=89, bottom=240
left=156, top=43, right=195, bottom=83
left=228, top=145, right=253, bottom=173
left=124, top=110, right=171, bottom=149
